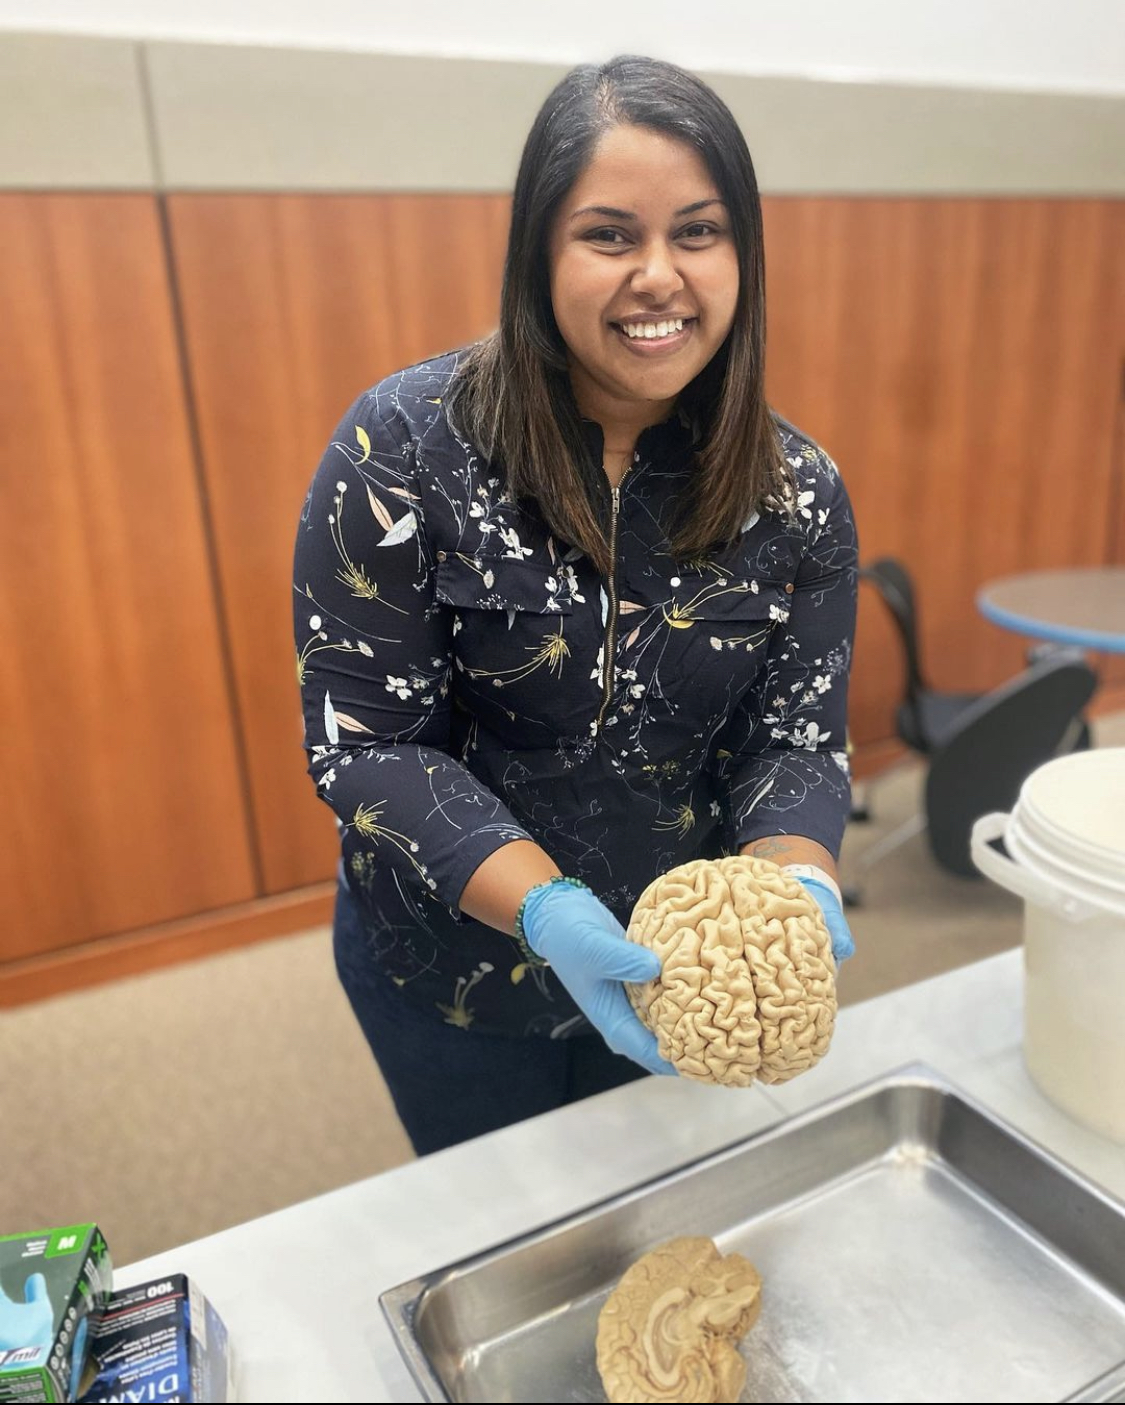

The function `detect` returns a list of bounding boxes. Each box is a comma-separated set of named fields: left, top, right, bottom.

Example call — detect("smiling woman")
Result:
left=449, top=56, right=784, bottom=576
left=548, top=124, right=740, bottom=486
left=293, top=55, right=859, bottom=1157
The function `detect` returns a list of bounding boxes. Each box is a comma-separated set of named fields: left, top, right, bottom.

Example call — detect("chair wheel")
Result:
left=841, top=886, right=862, bottom=909
left=849, top=805, right=871, bottom=823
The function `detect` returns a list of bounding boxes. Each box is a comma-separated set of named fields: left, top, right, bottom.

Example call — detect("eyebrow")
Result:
left=568, top=198, right=726, bottom=222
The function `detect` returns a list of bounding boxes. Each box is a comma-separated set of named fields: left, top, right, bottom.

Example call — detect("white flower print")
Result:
left=499, top=527, right=533, bottom=559
left=385, top=675, right=411, bottom=699
left=791, top=721, right=830, bottom=749
left=561, top=564, right=586, bottom=604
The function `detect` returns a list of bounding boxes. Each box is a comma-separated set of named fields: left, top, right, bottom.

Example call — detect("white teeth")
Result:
left=621, top=318, right=685, bottom=339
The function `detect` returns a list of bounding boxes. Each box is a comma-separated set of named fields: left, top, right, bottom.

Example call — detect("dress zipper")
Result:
left=596, top=469, right=630, bottom=734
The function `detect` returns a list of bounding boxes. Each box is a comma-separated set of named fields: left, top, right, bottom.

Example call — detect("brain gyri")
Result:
left=625, top=856, right=837, bottom=1086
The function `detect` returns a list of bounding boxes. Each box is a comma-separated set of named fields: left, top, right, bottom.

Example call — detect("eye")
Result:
left=679, top=222, right=721, bottom=241
left=584, top=227, right=630, bottom=246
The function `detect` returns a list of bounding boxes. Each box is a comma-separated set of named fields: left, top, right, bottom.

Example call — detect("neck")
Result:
left=569, top=366, right=677, bottom=453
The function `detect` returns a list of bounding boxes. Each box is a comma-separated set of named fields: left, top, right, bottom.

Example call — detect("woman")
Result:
left=293, top=55, right=857, bottom=1155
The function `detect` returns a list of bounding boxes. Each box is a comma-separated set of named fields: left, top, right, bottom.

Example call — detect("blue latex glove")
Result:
left=797, top=877, right=855, bottom=965
left=0, top=1271, right=54, bottom=1351
left=521, top=882, right=677, bottom=1077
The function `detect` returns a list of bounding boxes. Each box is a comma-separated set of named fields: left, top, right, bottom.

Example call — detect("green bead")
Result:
left=512, top=874, right=591, bottom=967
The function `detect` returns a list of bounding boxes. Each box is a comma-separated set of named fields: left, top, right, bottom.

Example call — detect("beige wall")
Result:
left=1, top=31, right=1123, bottom=193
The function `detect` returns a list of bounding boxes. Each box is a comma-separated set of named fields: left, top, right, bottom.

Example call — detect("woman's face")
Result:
left=547, top=123, right=740, bottom=430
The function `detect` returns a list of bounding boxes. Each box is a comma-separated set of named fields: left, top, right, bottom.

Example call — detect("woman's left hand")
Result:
left=795, top=877, right=855, bottom=965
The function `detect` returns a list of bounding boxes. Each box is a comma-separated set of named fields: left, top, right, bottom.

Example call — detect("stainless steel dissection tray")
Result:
left=381, top=1065, right=1125, bottom=1403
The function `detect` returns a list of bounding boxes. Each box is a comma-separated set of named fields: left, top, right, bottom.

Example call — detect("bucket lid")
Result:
left=1006, top=748, right=1125, bottom=916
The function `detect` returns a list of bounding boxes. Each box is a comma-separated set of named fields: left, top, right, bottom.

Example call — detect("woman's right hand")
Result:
left=520, top=881, right=677, bottom=1077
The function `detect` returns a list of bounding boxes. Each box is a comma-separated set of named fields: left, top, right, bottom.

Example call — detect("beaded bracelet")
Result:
left=512, top=874, right=591, bottom=967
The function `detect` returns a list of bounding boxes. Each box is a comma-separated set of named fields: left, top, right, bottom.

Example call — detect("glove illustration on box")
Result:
left=0, top=1224, right=111, bottom=1403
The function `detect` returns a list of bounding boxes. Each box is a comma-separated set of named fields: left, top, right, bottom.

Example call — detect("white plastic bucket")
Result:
left=971, top=747, right=1125, bottom=1144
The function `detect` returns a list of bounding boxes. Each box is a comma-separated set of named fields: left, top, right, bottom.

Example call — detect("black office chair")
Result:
left=858, top=556, right=1092, bottom=777
left=924, top=653, right=1097, bottom=875
left=845, top=652, right=1097, bottom=899
left=860, top=557, right=982, bottom=756
left=845, top=560, right=1095, bottom=900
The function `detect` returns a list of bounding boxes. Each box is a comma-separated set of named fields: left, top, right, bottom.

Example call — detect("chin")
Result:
left=627, top=371, right=698, bottom=402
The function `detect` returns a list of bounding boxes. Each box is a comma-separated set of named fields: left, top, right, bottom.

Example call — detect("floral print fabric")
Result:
left=293, top=351, right=858, bottom=1037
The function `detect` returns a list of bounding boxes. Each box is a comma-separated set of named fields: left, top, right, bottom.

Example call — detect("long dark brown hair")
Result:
left=447, top=55, right=789, bottom=578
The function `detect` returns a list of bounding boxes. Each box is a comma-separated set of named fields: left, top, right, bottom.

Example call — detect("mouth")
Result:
left=609, top=317, right=696, bottom=353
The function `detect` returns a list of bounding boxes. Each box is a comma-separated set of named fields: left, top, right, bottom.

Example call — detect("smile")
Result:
left=610, top=318, right=695, bottom=353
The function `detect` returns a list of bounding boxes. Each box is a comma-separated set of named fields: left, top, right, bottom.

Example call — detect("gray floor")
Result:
left=4, top=714, right=1121, bottom=1267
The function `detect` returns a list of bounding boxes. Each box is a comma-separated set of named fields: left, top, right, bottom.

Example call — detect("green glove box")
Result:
left=0, top=1225, right=112, bottom=1403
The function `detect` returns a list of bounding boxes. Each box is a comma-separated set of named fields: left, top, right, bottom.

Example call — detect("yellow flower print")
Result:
left=437, top=962, right=494, bottom=1028
left=465, top=620, right=570, bottom=687
left=661, top=601, right=696, bottom=629
left=350, top=802, right=432, bottom=886
left=328, top=480, right=406, bottom=610
left=654, top=804, right=696, bottom=837
left=296, top=608, right=377, bottom=685
left=660, top=580, right=757, bottom=630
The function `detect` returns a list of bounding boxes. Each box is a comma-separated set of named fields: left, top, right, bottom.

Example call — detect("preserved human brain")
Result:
left=596, top=1235, right=762, bottom=1404
left=626, top=856, right=836, bottom=1086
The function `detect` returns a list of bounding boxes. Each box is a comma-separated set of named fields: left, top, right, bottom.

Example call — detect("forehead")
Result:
left=563, top=124, right=720, bottom=211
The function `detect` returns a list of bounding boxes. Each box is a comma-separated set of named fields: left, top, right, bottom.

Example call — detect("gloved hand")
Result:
left=796, top=877, right=855, bottom=965
left=520, top=881, right=676, bottom=1077
left=0, top=1271, right=54, bottom=1351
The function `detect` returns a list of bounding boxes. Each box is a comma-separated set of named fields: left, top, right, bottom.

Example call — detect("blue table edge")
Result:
left=976, top=590, right=1125, bottom=655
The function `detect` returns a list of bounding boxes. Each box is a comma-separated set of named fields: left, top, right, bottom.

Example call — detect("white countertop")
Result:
left=118, top=948, right=1125, bottom=1403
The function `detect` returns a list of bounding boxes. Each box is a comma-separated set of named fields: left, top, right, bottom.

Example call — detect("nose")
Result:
left=630, top=239, right=685, bottom=303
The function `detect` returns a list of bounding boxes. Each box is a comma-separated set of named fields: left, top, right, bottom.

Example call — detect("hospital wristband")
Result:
left=779, top=863, right=843, bottom=906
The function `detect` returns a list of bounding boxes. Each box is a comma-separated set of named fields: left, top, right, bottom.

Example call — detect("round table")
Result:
left=977, top=567, right=1125, bottom=654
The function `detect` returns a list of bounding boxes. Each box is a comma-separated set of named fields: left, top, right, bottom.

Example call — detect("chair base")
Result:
left=842, top=812, right=927, bottom=908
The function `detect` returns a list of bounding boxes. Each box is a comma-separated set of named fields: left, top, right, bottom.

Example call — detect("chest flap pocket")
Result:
left=621, top=565, right=789, bottom=628
left=434, top=553, right=575, bottom=615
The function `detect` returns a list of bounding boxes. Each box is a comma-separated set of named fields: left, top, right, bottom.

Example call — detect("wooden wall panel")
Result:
left=763, top=198, right=1125, bottom=745
left=168, top=195, right=511, bottom=894
left=0, top=195, right=257, bottom=960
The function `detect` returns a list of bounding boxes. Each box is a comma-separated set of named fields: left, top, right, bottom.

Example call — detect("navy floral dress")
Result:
left=293, top=350, right=858, bottom=1037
